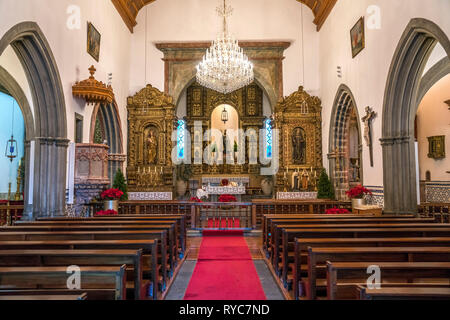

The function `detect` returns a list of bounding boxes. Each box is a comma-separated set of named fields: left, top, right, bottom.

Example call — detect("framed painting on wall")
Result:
left=350, top=17, right=365, bottom=58
left=428, top=135, right=445, bottom=159
left=87, top=22, right=101, bottom=62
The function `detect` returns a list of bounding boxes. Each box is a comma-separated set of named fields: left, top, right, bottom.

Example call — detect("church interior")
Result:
left=0, top=0, right=449, bottom=304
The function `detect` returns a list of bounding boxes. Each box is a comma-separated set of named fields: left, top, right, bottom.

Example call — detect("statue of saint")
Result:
left=147, top=130, right=158, bottom=164
left=292, top=127, right=306, bottom=164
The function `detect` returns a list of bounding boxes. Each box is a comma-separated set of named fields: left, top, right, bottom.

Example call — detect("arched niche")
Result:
left=328, top=84, right=363, bottom=200
left=0, top=22, right=68, bottom=219
left=90, top=101, right=125, bottom=183
left=381, top=18, right=450, bottom=215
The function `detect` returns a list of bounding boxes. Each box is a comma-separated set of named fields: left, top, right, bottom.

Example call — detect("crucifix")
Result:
left=361, top=106, right=377, bottom=167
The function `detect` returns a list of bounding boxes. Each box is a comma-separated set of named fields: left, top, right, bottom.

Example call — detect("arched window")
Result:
left=177, top=119, right=186, bottom=160
left=264, top=118, right=273, bottom=159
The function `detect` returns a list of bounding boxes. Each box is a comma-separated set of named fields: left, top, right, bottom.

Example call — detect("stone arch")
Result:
left=90, top=100, right=125, bottom=183
left=0, top=22, right=68, bottom=218
left=328, top=84, right=363, bottom=200
left=381, top=18, right=450, bottom=214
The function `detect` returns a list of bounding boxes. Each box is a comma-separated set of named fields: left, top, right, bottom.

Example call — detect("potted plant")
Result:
left=317, top=169, right=335, bottom=200
left=261, top=175, right=274, bottom=196
left=100, top=188, right=123, bottom=212
left=112, top=169, right=128, bottom=201
left=176, top=164, right=192, bottom=197
left=346, top=185, right=373, bottom=208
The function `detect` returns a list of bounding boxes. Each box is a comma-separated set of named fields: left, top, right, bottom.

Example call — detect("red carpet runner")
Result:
left=184, top=233, right=267, bottom=300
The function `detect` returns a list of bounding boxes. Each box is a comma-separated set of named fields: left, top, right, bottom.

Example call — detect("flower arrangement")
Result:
left=325, top=208, right=351, bottom=215
left=95, top=210, right=118, bottom=216
left=101, top=188, right=124, bottom=200
left=190, top=197, right=203, bottom=203
left=221, top=179, right=229, bottom=187
left=345, top=185, right=372, bottom=199
left=218, top=194, right=237, bottom=203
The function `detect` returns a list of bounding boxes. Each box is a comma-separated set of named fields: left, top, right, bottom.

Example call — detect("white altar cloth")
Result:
left=205, top=186, right=246, bottom=195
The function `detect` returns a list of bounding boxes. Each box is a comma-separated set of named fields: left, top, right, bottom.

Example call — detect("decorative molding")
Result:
left=112, top=0, right=336, bottom=33
left=128, top=192, right=173, bottom=201
left=73, top=66, right=115, bottom=105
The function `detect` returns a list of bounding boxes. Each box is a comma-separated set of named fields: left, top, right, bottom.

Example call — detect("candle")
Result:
left=161, top=167, right=163, bottom=174
left=154, top=167, right=157, bottom=173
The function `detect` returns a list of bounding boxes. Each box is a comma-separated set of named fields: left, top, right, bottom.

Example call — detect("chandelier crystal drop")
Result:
left=196, top=0, right=254, bottom=94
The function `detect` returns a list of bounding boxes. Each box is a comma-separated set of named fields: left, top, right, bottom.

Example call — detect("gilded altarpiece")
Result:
left=275, top=86, right=323, bottom=192
left=127, top=85, right=176, bottom=192
left=186, top=82, right=264, bottom=176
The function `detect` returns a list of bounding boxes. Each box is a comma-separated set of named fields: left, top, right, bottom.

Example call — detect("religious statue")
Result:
left=361, top=106, right=376, bottom=167
left=301, top=169, right=309, bottom=190
left=292, top=127, right=306, bottom=164
left=146, top=130, right=158, bottom=165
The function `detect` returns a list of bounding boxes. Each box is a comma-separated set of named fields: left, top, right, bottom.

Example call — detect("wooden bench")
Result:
left=0, top=230, right=171, bottom=287
left=264, top=217, right=435, bottom=254
left=276, top=227, right=450, bottom=284
left=0, top=239, right=162, bottom=299
left=305, top=246, right=450, bottom=300
left=2, top=223, right=179, bottom=273
left=0, top=249, right=148, bottom=300
left=0, top=265, right=127, bottom=300
left=356, top=285, right=450, bottom=300
left=30, top=214, right=187, bottom=254
left=326, top=261, right=450, bottom=300
left=292, top=237, right=450, bottom=299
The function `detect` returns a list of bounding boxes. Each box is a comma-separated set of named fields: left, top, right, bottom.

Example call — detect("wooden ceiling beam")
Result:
left=112, top=0, right=337, bottom=33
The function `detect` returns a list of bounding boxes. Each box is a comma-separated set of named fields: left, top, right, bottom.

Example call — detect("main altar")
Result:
left=126, top=79, right=323, bottom=199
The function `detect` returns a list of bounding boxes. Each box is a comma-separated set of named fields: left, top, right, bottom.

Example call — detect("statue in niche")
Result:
left=146, top=129, right=158, bottom=165
left=292, top=127, right=306, bottom=165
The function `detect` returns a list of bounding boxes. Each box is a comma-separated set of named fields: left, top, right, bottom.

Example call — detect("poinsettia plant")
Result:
left=345, top=185, right=372, bottom=199
left=218, top=194, right=237, bottom=203
left=95, top=210, right=118, bottom=216
left=190, top=197, right=203, bottom=203
left=325, top=208, right=351, bottom=215
left=101, top=188, right=124, bottom=200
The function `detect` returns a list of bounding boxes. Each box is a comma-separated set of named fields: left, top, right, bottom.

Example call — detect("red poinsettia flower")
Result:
left=218, top=194, right=237, bottom=203
left=345, top=185, right=373, bottom=199
left=101, top=188, right=124, bottom=200
left=190, top=197, right=203, bottom=203
left=325, top=207, right=351, bottom=215
left=95, top=210, right=118, bottom=216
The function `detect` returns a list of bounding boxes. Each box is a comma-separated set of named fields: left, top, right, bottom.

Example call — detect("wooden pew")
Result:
left=0, top=249, right=147, bottom=300
left=326, top=261, right=450, bottom=300
left=292, top=237, right=450, bottom=299
left=264, top=217, right=435, bottom=254
left=0, top=293, right=88, bottom=300
left=0, top=230, right=170, bottom=287
left=30, top=214, right=187, bottom=254
left=267, top=219, right=438, bottom=259
left=0, top=265, right=127, bottom=300
left=356, top=285, right=450, bottom=300
left=305, top=247, right=450, bottom=300
left=0, top=239, right=161, bottom=299
left=277, top=227, right=450, bottom=283
left=2, top=223, right=178, bottom=273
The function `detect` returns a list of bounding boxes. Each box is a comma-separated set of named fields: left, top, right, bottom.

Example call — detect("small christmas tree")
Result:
left=112, top=169, right=128, bottom=201
left=317, top=169, right=335, bottom=200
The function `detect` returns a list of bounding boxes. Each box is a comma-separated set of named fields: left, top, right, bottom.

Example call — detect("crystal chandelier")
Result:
left=196, top=0, right=254, bottom=94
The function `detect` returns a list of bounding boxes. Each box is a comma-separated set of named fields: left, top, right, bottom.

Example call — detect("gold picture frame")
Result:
left=350, top=17, right=365, bottom=58
left=428, top=136, right=445, bottom=159
left=87, top=22, right=101, bottom=62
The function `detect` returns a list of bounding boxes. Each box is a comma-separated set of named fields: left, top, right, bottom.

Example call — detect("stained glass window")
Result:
left=177, top=120, right=186, bottom=159
left=265, top=118, right=273, bottom=159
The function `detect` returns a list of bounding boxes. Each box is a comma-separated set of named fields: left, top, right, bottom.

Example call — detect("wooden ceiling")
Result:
left=112, top=0, right=337, bottom=33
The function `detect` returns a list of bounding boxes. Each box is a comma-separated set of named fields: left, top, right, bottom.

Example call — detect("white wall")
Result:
left=416, top=74, right=450, bottom=182
left=318, top=0, right=450, bottom=188
left=0, top=0, right=131, bottom=149
left=129, top=0, right=320, bottom=98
